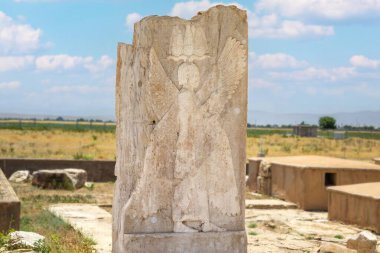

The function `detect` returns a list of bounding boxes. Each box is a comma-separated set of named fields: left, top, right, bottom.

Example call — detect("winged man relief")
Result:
left=122, top=23, right=247, bottom=233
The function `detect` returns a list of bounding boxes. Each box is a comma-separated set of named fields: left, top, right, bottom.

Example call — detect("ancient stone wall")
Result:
left=0, top=158, right=115, bottom=182
left=328, top=188, right=380, bottom=233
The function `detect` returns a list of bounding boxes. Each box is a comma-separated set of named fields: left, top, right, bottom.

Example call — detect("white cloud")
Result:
left=255, top=0, right=380, bottom=21
left=35, top=54, right=113, bottom=72
left=250, top=14, right=334, bottom=38
left=84, top=55, right=113, bottom=73
left=0, top=11, right=42, bottom=53
left=350, top=55, right=380, bottom=69
left=125, top=13, right=143, bottom=30
left=47, top=85, right=102, bottom=94
left=0, top=56, right=34, bottom=72
left=35, top=54, right=89, bottom=71
left=270, top=66, right=356, bottom=81
left=0, top=81, right=20, bottom=90
left=170, top=0, right=242, bottom=19
left=253, top=52, right=308, bottom=69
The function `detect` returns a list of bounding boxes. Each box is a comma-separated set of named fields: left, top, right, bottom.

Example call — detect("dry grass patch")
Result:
left=1, top=129, right=379, bottom=162
left=247, top=134, right=380, bottom=161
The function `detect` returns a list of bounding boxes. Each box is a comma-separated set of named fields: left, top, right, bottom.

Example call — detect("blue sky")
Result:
left=1, top=0, right=380, bottom=118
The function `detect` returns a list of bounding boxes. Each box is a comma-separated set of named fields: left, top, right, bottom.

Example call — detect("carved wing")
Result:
left=198, top=37, right=246, bottom=117
left=147, top=47, right=179, bottom=121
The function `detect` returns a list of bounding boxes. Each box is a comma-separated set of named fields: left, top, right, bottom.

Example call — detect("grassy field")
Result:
left=0, top=127, right=379, bottom=161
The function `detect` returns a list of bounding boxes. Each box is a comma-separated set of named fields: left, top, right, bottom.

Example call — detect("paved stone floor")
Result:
left=49, top=204, right=112, bottom=253
left=49, top=200, right=380, bottom=253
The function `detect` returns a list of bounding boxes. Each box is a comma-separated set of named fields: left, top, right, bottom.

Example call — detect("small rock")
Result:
left=64, top=168, right=87, bottom=189
left=9, top=231, right=45, bottom=249
left=9, top=170, right=31, bottom=183
left=347, top=231, right=378, bottom=253
left=84, top=182, right=94, bottom=189
left=32, top=168, right=87, bottom=190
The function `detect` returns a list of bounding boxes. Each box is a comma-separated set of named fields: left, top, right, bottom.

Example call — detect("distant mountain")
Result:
left=248, top=110, right=380, bottom=127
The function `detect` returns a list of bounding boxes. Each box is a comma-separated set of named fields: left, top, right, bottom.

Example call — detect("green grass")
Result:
left=0, top=121, right=115, bottom=133
left=72, top=152, right=94, bottom=160
left=248, top=231, right=258, bottom=236
left=247, top=128, right=291, bottom=137
left=248, top=223, right=257, bottom=229
left=247, top=128, right=380, bottom=140
left=318, top=130, right=380, bottom=140
left=334, top=234, right=344, bottom=240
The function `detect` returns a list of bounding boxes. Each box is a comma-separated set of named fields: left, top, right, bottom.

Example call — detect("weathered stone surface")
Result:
left=9, top=170, right=31, bottom=183
left=347, top=231, right=378, bottom=253
left=32, top=168, right=87, bottom=189
left=246, top=157, right=263, bottom=192
left=112, top=5, right=247, bottom=253
left=9, top=231, right=45, bottom=249
left=0, top=168, right=20, bottom=233
left=123, top=231, right=246, bottom=253
left=318, top=242, right=357, bottom=253
left=375, top=158, right=380, bottom=165
left=245, top=199, right=297, bottom=209
left=256, top=161, right=272, bottom=195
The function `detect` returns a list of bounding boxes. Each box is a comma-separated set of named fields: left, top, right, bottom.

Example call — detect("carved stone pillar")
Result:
left=113, top=5, right=248, bottom=253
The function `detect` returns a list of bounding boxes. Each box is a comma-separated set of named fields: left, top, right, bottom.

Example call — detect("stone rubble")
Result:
left=9, top=170, right=31, bottom=183
left=32, top=168, right=87, bottom=190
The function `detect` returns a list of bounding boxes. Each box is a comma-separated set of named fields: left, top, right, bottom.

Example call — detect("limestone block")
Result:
left=9, top=231, right=45, bottom=249
left=0, top=169, right=20, bottom=233
left=32, top=168, right=87, bottom=190
left=256, top=161, right=272, bottom=195
left=318, top=242, right=357, bottom=253
left=246, top=157, right=263, bottom=192
left=123, top=231, right=246, bottom=253
left=112, top=5, right=247, bottom=253
left=347, top=231, right=378, bottom=253
left=9, top=170, right=31, bottom=183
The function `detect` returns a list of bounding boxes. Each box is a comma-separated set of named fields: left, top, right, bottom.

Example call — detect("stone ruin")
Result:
left=112, top=5, right=248, bottom=253
left=0, top=168, right=20, bottom=233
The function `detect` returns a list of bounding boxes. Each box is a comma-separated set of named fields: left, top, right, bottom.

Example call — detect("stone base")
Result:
left=123, top=231, right=247, bottom=253
left=0, top=169, right=20, bottom=233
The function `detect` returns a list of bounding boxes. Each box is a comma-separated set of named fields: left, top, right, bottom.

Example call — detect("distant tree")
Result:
left=56, top=116, right=64, bottom=121
left=300, top=121, right=306, bottom=125
left=319, top=116, right=337, bottom=129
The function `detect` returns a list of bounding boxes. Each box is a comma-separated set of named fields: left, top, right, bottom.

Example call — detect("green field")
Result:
left=0, top=120, right=115, bottom=132
left=247, top=128, right=380, bottom=140
left=1, top=120, right=380, bottom=140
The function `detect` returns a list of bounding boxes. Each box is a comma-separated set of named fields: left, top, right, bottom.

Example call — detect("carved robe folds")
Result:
left=113, top=5, right=248, bottom=253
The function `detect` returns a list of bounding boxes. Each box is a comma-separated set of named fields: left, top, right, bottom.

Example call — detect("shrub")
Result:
left=319, top=116, right=337, bottom=130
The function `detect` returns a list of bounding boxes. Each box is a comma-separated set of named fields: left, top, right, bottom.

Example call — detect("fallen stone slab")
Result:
left=245, top=199, right=297, bottom=209
left=32, top=168, right=87, bottom=190
left=49, top=204, right=112, bottom=253
left=0, top=168, right=20, bottom=233
left=318, top=242, right=357, bottom=253
left=9, top=170, right=31, bottom=183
